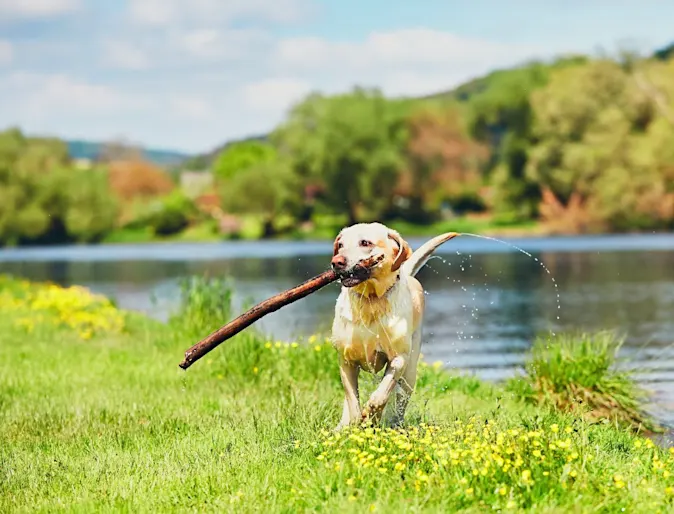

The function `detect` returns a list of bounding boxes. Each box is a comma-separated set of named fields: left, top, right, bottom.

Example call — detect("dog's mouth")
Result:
left=338, top=264, right=372, bottom=287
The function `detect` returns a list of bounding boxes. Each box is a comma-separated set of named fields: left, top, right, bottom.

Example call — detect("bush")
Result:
left=148, top=191, right=199, bottom=236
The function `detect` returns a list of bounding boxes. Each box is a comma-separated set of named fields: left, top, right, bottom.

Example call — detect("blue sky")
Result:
left=0, top=0, right=672, bottom=154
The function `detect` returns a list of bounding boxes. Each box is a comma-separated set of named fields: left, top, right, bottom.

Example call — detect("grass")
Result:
left=508, top=332, right=660, bottom=434
left=1, top=275, right=673, bottom=513
left=102, top=213, right=542, bottom=246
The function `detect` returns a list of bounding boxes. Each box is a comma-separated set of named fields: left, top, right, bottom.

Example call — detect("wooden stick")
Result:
left=178, top=269, right=339, bottom=370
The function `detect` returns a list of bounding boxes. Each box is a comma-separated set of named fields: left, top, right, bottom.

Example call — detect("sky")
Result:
left=1, top=0, right=673, bottom=154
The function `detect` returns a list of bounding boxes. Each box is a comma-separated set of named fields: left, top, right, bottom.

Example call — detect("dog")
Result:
left=330, top=222, right=458, bottom=430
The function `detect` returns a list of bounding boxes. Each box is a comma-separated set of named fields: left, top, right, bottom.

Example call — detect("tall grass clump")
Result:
left=508, top=332, right=660, bottom=433
left=171, top=275, right=234, bottom=337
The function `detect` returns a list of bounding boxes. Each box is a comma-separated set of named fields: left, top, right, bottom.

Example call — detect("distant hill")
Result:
left=654, top=41, right=674, bottom=61
left=67, top=140, right=192, bottom=167
left=179, top=134, right=267, bottom=171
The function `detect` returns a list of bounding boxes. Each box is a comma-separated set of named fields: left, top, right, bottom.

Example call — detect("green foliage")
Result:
left=526, top=59, right=674, bottom=231
left=147, top=190, right=199, bottom=236
left=220, top=161, right=302, bottom=236
left=171, top=275, right=234, bottom=339
left=212, top=140, right=277, bottom=182
left=508, top=332, right=659, bottom=433
left=59, top=167, right=118, bottom=242
left=273, top=87, right=408, bottom=223
left=0, top=128, right=119, bottom=245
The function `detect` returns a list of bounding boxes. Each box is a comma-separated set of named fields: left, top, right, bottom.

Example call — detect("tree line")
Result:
left=215, top=52, right=674, bottom=236
left=2, top=50, right=673, bottom=246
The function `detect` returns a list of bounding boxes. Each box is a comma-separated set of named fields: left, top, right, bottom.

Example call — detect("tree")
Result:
left=527, top=59, right=674, bottom=232
left=0, top=128, right=120, bottom=245
left=59, top=167, right=119, bottom=242
left=273, top=87, right=407, bottom=224
left=108, top=159, right=175, bottom=199
left=211, top=140, right=277, bottom=182
left=220, top=161, right=302, bottom=238
left=402, top=106, right=489, bottom=220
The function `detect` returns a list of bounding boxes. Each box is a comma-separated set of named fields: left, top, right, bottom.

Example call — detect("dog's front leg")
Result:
left=335, top=357, right=360, bottom=431
left=361, top=355, right=406, bottom=424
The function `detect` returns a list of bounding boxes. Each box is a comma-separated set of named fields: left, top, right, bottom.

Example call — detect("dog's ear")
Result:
left=388, top=230, right=412, bottom=272
left=332, top=231, right=343, bottom=257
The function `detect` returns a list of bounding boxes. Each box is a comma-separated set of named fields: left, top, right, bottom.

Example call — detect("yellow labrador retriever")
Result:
left=330, top=222, right=458, bottom=430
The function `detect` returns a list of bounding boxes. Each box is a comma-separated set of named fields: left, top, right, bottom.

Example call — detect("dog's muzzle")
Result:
left=338, top=264, right=372, bottom=287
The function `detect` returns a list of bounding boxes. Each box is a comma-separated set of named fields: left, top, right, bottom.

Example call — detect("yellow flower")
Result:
left=314, top=345, right=322, bottom=352
left=369, top=504, right=377, bottom=512
left=550, top=424, right=559, bottom=433
left=275, top=342, right=282, bottom=348
left=498, top=486, right=507, bottom=496
left=432, top=360, right=443, bottom=370
left=308, top=334, right=317, bottom=344
left=346, top=478, right=355, bottom=486
left=348, top=495, right=357, bottom=502
left=465, top=488, right=474, bottom=496
left=291, top=342, right=299, bottom=348
left=264, top=342, right=272, bottom=349
left=253, top=367, right=259, bottom=374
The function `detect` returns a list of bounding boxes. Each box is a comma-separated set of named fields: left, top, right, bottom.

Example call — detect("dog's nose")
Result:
left=331, top=255, right=347, bottom=271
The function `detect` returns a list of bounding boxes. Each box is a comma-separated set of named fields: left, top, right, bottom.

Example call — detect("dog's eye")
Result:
left=337, top=242, right=343, bottom=249
left=359, top=239, right=372, bottom=247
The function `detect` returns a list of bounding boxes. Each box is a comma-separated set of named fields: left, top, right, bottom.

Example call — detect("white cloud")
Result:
left=168, top=96, right=213, bottom=120
left=1, top=72, right=146, bottom=117
left=176, top=28, right=271, bottom=61
left=0, top=40, right=12, bottom=65
left=103, top=40, right=149, bottom=70
left=272, top=28, right=543, bottom=97
left=242, top=78, right=313, bottom=113
left=0, top=0, right=79, bottom=19
left=128, top=0, right=311, bottom=26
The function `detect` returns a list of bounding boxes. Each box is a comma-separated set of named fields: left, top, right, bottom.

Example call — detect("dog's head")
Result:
left=331, top=223, right=412, bottom=288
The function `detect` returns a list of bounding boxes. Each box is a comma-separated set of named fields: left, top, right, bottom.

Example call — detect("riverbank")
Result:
left=103, top=214, right=544, bottom=245
left=2, top=276, right=674, bottom=513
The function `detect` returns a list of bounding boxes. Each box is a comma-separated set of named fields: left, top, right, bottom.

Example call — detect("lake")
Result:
left=2, top=233, right=674, bottom=423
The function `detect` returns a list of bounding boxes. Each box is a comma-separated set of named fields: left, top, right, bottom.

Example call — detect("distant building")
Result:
left=72, top=158, right=93, bottom=170
left=180, top=171, right=213, bottom=199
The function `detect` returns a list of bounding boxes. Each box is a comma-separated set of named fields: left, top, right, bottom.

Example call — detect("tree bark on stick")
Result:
left=178, top=269, right=339, bottom=370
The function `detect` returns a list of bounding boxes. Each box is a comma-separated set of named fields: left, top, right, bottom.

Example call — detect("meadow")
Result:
left=1, top=275, right=673, bottom=513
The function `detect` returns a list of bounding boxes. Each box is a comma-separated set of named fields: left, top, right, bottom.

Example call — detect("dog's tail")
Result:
left=401, top=232, right=460, bottom=278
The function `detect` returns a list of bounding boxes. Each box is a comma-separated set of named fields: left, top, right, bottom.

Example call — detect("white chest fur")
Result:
left=331, top=277, right=417, bottom=366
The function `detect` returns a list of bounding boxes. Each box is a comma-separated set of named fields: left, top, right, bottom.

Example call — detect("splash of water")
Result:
left=459, top=232, right=562, bottom=332
left=422, top=231, right=562, bottom=364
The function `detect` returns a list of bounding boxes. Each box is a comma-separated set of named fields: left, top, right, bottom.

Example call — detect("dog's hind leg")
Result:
left=390, top=329, right=422, bottom=428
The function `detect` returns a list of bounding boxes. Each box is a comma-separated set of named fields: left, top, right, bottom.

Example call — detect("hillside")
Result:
left=67, top=139, right=192, bottom=167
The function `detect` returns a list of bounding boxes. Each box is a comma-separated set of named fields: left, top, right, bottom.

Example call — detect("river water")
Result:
left=1, top=234, right=673, bottom=423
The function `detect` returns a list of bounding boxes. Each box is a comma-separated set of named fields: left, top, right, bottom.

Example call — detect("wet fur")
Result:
left=330, top=222, right=458, bottom=429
